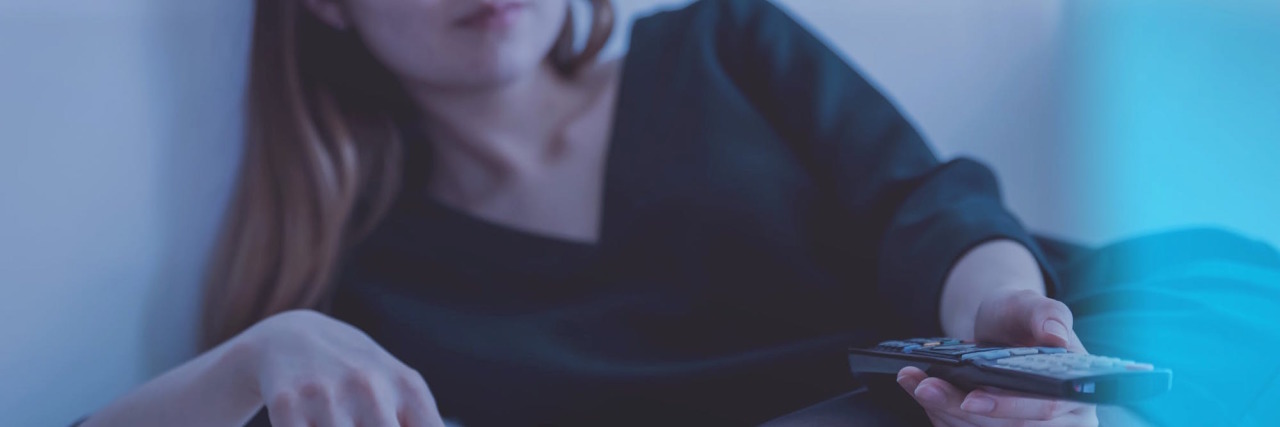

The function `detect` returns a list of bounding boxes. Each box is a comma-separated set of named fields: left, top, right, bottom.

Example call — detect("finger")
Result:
left=398, top=399, right=444, bottom=427
left=1070, top=404, right=1101, bottom=427
left=357, top=403, right=398, bottom=427
left=982, top=291, right=1082, bottom=351
left=927, top=410, right=980, bottom=427
left=266, top=391, right=307, bottom=427
left=897, top=369, right=973, bottom=427
left=914, top=378, right=1002, bottom=427
left=396, top=370, right=445, bottom=427
left=989, top=410, right=1100, bottom=427
left=342, top=376, right=397, bottom=427
left=896, top=366, right=927, bottom=396
left=912, top=377, right=968, bottom=412
left=1026, top=297, right=1079, bottom=350
left=959, top=389, right=1090, bottom=421
left=297, top=382, right=345, bottom=427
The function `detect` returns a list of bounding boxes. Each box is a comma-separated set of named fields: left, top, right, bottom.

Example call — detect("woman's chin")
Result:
left=444, top=58, right=547, bottom=89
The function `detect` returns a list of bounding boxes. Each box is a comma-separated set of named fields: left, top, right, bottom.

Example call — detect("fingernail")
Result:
left=1043, top=319, right=1069, bottom=342
left=915, top=385, right=944, bottom=404
left=896, top=367, right=917, bottom=384
left=961, top=395, right=996, bottom=413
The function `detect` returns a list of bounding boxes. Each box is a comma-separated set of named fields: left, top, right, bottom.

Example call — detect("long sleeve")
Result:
left=714, top=0, right=1059, bottom=338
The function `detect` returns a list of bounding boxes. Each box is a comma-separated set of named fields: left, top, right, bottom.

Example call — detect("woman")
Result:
left=79, top=0, right=1101, bottom=425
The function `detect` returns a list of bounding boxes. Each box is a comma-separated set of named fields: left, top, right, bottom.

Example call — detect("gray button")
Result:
left=962, top=350, right=1013, bottom=361
left=1008, top=348, right=1039, bottom=355
left=932, top=344, right=977, bottom=351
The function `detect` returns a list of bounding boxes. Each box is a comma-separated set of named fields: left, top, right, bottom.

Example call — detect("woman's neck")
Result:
left=406, top=61, right=583, bottom=175
left=398, top=58, right=622, bottom=241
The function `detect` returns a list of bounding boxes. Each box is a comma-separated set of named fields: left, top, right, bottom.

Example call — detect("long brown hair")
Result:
left=201, top=0, right=615, bottom=349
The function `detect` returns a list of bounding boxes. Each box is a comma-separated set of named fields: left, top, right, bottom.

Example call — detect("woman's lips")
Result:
left=455, top=1, right=527, bottom=30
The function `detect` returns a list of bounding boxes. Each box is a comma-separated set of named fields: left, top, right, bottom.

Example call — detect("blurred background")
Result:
left=0, top=0, right=1276, bottom=425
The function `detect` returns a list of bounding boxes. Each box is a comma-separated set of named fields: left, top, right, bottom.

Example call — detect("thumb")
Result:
left=976, top=290, right=1081, bottom=351
left=1023, top=295, right=1079, bottom=351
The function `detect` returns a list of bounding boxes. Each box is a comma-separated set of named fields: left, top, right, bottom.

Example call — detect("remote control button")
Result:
left=907, top=338, right=952, bottom=345
left=1036, top=347, right=1068, bottom=354
left=962, top=350, right=1012, bottom=361
left=918, top=345, right=997, bottom=357
left=1090, top=360, right=1115, bottom=368
left=1008, top=348, right=1039, bottom=355
left=987, top=363, right=1019, bottom=370
left=1024, top=362, right=1049, bottom=370
left=932, top=344, right=976, bottom=351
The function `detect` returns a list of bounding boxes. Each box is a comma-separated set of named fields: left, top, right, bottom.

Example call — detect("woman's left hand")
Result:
left=896, top=289, right=1099, bottom=426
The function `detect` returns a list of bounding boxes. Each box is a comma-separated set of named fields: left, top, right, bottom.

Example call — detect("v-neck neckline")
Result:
left=397, top=51, right=642, bottom=252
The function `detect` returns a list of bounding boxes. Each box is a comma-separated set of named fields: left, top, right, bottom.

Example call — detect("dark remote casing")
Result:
left=849, top=338, right=1172, bottom=403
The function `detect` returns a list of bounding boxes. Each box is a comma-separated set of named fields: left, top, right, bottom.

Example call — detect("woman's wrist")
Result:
left=216, top=329, right=268, bottom=406
left=78, top=329, right=269, bottom=427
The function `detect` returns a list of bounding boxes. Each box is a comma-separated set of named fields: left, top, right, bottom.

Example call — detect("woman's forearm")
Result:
left=80, top=338, right=262, bottom=427
left=938, top=239, right=1046, bottom=339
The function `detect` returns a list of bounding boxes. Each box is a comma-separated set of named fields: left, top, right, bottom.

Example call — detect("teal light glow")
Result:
left=1069, top=0, right=1280, bottom=246
left=1066, top=1, right=1280, bottom=425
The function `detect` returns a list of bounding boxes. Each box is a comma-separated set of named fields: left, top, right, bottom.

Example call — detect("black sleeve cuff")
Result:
left=876, top=159, right=1059, bottom=339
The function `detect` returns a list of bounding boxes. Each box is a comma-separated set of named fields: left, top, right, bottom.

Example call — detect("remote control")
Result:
left=849, top=338, right=1172, bottom=403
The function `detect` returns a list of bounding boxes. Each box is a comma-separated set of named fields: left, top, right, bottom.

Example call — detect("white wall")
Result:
left=784, top=0, right=1074, bottom=242
left=2, top=1, right=1270, bottom=426
left=0, top=1, right=250, bottom=425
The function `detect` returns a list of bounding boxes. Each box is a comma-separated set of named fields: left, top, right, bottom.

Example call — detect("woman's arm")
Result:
left=709, top=0, right=1061, bottom=339
left=79, top=310, right=444, bottom=427
left=703, top=1, right=1093, bottom=425
left=80, top=336, right=263, bottom=427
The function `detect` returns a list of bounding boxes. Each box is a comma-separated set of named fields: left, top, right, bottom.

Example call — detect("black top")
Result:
left=278, top=0, right=1056, bottom=425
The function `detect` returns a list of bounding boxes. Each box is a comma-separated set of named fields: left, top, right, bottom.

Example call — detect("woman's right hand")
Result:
left=234, top=310, right=445, bottom=427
